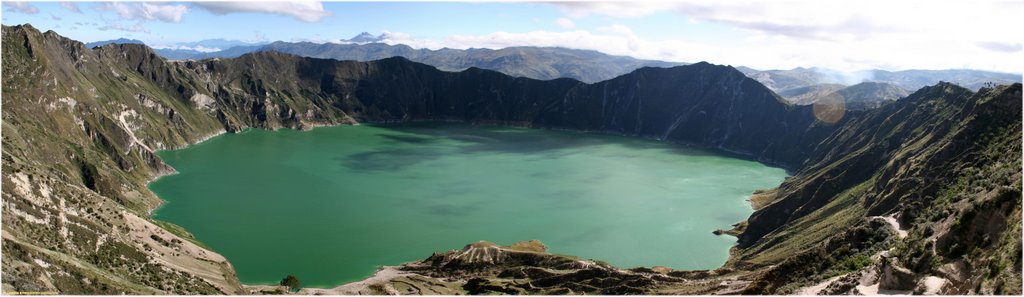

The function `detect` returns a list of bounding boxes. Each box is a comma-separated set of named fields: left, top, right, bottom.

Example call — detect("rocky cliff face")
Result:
left=2, top=24, right=1020, bottom=295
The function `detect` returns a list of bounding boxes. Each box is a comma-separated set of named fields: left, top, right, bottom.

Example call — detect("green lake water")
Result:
left=149, top=123, right=788, bottom=288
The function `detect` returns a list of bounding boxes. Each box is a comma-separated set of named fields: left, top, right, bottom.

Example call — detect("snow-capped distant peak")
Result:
left=348, top=32, right=384, bottom=43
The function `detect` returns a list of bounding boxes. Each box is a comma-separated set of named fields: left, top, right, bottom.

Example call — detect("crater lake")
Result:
left=149, top=123, right=788, bottom=288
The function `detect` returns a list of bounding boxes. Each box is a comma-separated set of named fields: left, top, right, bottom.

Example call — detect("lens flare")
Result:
left=812, top=93, right=846, bottom=124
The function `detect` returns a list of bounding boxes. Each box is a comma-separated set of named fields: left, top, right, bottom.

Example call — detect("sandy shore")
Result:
left=299, top=266, right=414, bottom=295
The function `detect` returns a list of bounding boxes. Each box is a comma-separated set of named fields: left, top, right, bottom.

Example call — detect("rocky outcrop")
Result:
left=301, top=241, right=753, bottom=295
left=880, top=257, right=917, bottom=291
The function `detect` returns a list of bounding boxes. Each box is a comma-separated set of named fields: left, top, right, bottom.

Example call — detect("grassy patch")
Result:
left=150, top=219, right=214, bottom=251
left=740, top=177, right=872, bottom=264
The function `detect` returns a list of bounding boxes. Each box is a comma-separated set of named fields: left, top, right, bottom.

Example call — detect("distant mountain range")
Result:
left=153, top=44, right=263, bottom=60
left=737, top=66, right=1020, bottom=106
left=173, top=38, right=263, bottom=50
left=86, top=32, right=680, bottom=83
left=149, top=39, right=267, bottom=60
left=735, top=66, right=1022, bottom=92
left=84, top=38, right=144, bottom=48
left=86, top=33, right=1022, bottom=99
left=777, top=82, right=910, bottom=110
left=776, top=83, right=847, bottom=105
left=256, top=42, right=683, bottom=83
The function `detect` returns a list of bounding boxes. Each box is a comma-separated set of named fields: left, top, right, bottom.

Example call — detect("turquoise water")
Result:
left=149, top=123, right=787, bottom=288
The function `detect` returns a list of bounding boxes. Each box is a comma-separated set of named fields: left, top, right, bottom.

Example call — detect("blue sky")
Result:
left=1, top=2, right=731, bottom=44
left=3, top=1, right=1022, bottom=73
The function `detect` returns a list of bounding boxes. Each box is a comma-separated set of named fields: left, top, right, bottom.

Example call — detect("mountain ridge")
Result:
left=86, top=33, right=1020, bottom=95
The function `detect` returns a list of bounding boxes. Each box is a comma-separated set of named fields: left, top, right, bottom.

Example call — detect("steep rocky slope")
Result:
left=2, top=24, right=1020, bottom=295
left=2, top=25, right=242, bottom=294
left=737, top=82, right=1021, bottom=294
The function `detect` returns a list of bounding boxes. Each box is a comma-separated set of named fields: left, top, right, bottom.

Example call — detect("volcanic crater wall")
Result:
left=2, top=24, right=1020, bottom=294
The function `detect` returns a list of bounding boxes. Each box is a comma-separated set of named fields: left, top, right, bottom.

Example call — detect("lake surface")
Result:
left=149, top=123, right=787, bottom=288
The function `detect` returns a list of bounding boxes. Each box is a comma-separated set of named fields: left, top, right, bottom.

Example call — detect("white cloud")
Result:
left=543, top=0, right=1023, bottom=73
left=97, top=2, right=189, bottom=23
left=976, top=42, right=1022, bottom=53
left=4, top=2, right=40, bottom=14
left=552, top=2, right=675, bottom=18
left=194, top=2, right=332, bottom=22
left=552, top=1, right=1020, bottom=43
left=60, top=2, right=82, bottom=13
left=597, top=24, right=634, bottom=36
left=378, top=31, right=444, bottom=49
left=289, top=36, right=342, bottom=44
left=554, top=18, right=575, bottom=29
left=98, top=23, right=150, bottom=33
left=254, top=31, right=268, bottom=43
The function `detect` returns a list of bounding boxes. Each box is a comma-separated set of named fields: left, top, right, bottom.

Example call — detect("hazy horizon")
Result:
left=3, top=1, right=1022, bottom=74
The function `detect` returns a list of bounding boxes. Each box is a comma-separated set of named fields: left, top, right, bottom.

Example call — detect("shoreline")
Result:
left=298, top=266, right=415, bottom=294
left=143, top=128, right=228, bottom=216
